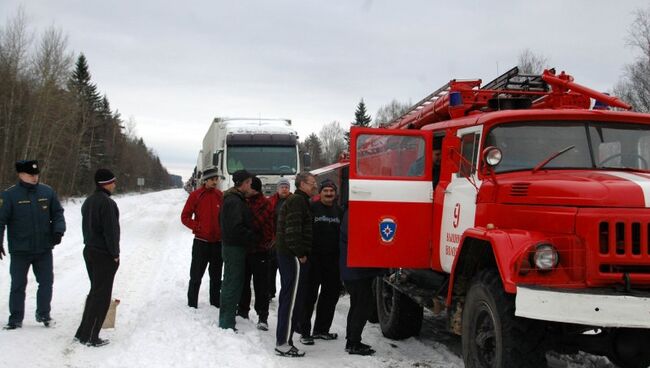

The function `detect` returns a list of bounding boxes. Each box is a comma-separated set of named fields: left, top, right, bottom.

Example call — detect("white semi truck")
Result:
left=198, top=117, right=303, bottom=195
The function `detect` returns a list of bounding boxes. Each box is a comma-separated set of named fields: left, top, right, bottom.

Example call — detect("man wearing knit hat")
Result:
left=181, top=167, right=224, bottom=309
left=298, top=179, right=343, bottom=345
left=75, top=168, right=120, bottom=347
left=219, top=169, right=255, bottom=330
left=0, top=160, right=66, bottom=330
left=267, top=177, right=291, bottom=300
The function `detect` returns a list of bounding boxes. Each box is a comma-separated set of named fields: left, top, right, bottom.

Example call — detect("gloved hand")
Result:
left=52, top=232, right=63, bottom=246
left=0, top=244, right=5, bottom=260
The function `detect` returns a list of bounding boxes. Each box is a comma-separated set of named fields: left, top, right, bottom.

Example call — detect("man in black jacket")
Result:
left=0, top=160, right=66, bottom=329
left=75, top=169, right=120, bottom=347
left=299, top=179, right=343, bottom=344
left=219, top=170, right=254, bottom=330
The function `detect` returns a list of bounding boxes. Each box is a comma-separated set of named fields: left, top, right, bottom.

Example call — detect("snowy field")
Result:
left=0, top=189, right=616, bottom=368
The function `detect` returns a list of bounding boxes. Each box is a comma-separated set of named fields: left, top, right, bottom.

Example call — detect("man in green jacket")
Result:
left=219, top=170, right=254, bottom=330
left=0, top=160, right=66, bottom=329
left=274, top=172, right=317, bottom=357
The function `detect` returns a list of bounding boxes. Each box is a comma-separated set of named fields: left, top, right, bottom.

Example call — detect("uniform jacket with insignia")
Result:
left=0, top=181, right=66, bottom=254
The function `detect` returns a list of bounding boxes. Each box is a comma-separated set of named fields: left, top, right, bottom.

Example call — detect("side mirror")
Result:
left=213, top=150, right=224, bottom=168
left=302, top=152, right=312, bottom=169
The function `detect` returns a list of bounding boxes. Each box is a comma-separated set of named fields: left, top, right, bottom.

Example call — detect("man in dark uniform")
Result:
left=219, top=170, right=255, bottom=331
left=0, top=160, right=66, bottom=329
left=75, top=169, right=120, bottom=347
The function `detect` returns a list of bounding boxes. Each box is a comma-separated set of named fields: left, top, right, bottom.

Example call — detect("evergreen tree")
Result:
left=300, top=133, right=325, bottom=168
left=345, top=98, right=372, bottom=146
left=69, top=53, right=101, bottom=109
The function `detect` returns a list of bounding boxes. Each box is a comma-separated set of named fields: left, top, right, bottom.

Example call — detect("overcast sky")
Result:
left=2, top=0, right=649, bottom=180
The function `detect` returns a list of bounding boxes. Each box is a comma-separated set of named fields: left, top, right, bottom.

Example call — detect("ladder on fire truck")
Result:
left=385, top=66, right=632, bottom=131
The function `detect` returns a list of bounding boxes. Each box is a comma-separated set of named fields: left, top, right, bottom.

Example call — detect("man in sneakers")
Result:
left=181, top=167, right=224, bottom=309
left=267, top=177, right=291, bottom=300
left=273, top=172, right=317, bottom=357
left=339, top=210, right=379, bottom=356
left=75, top=169, right=120, bottom=347
left=299, top=179, right=343, bottom=344
left=238, top=176, right=274, bottom=330
left=0, top=160, right=66, bottom=330
left=219, top=170, right=255, bottom=331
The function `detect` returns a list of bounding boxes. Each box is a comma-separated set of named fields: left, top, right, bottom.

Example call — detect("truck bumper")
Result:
left=515, top=286, right=650, bottom=329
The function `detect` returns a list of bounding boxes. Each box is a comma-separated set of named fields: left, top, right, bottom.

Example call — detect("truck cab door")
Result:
left=348, top=127, right=433, bottom=268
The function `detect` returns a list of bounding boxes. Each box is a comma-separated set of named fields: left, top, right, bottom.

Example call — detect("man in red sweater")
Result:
left=181, top=167, right=224, bottom=308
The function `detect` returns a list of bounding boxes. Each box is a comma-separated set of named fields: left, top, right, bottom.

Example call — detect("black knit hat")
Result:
left=232, top=170, right=253, bottom=186
left=95, top=168, right=116, bottom=185
left=15, top=160, right=40, bottom=175
left=251, top=176, right=262, bottom=192
left=319, top=179, right=337, bottom=193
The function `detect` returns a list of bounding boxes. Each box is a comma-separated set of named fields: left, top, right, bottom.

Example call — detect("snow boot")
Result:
left=275, top=344, right=305, bottom=357
left=3, top=321, right=22, bottom=330
left=35, top=312, right=55, bottom=327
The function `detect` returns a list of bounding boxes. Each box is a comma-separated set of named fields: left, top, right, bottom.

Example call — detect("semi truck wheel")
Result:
left=461, top=269, right=546, bottom=368
left=376, top=276, right=423, bottom=339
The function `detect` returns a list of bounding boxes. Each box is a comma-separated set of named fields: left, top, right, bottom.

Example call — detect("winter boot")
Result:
left=313, top=332, right=338, bottom=340
left=299, top=334, right=315, bottom=345
left=87, top=338, right=110, bottom=347
left=3, top=321, right=22, bottom=330
left=257, top=317, right=268, bottom=331
left=35, top=312, right=55, bottom=327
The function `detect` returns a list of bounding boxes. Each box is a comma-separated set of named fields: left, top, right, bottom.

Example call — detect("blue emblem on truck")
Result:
left=379, top=218, right=397, bottom=243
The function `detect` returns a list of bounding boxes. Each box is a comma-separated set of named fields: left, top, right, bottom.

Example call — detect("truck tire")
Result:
left=376, top=276, right=423, bottom=339
left=461, top=269, right=546, bottom=368
left=367, top=278, right=379, bottom=324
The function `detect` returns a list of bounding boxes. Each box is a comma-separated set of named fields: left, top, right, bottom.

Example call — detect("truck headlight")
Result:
left=533, top=243, right=559, bottom=270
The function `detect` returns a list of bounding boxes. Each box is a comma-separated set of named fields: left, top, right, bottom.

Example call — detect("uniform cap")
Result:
left=15, top=160, right=39, bottom=175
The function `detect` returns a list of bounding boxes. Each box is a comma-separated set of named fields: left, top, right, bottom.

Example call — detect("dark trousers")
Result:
left=344, top=277, right=374, bottom=344
left=238, top=251, right=270, bottom=321
left=75, top=247, right=119, bottom=342
left=268, top=248, right=278, bottom=297
left=187, top=239, right=223, bottom=307
left=9, top=250, right=53, bottom=323
left=219, top=244, right=246, bottom=329
left=301, top=253, right=341, bottom=336
left=276, top=253, right=309, bottom=346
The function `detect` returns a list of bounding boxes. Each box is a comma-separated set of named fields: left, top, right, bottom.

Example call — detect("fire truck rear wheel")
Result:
left=376, top=276, right=423, bottom=339
left=461, top=269, right=546, bottom=368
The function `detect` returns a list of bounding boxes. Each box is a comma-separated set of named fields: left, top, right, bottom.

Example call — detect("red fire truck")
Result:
left=320, top=67, right=650, bottom=368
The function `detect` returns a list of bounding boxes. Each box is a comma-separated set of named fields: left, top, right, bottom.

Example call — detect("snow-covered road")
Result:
left=0, top=189, right=616, bottom=367
left=0, top=189, right=464, bottom=368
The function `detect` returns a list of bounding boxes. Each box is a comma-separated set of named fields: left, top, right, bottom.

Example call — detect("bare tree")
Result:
left=517, top=49, right=549, bottom=74
left=318, top=121, right=346, bottom=164
left=614, top=6, right=650, bottom=112
left=374, top=99, right=411, bottom=127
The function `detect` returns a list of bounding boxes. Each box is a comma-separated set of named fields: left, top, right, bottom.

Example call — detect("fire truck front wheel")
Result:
left=461, top=269, right=546, bottom=368
left=376, top=276, right=423, bottom=339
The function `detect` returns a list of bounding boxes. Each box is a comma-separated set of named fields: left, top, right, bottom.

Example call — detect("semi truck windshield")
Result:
left=226, top=146, right=297, bottom=174
left=486, top=121, right=650, bottom=172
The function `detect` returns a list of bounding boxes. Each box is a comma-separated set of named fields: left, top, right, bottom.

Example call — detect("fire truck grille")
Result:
left=510, top=182, right=531, bottom=197
left=593, top=219, right=650, bottom=281
left=598, top=221, right=649, bottom=256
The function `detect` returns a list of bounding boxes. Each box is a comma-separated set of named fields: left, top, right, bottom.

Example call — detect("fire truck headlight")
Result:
left=483, top=146, right=502, bottom=167
left=533, top=243, right=559, bottom=270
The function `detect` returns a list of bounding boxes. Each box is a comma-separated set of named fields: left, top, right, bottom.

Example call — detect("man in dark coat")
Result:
left=219, top=170, right=255, bottom=330
left=299, top=179, right=343, bottom=344
left=340, top=210, right=380, bottom=355
left=75, top=169, right=120, bottom=347
left=274, top=172, right=317, bottom=357
left=0, top=160, right=66, bottom=330
left=267, top=177, right=291, bottom=300
left=238, top=176, right=274, bottom=330
left=181, top=167, right=224, bottom=308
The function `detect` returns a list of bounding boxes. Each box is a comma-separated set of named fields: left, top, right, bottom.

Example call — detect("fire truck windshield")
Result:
left=485, top=121, right=650, bottom=172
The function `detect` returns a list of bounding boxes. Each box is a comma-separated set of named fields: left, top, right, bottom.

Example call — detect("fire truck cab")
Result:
left=341, top=67, right=650, bottom=368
